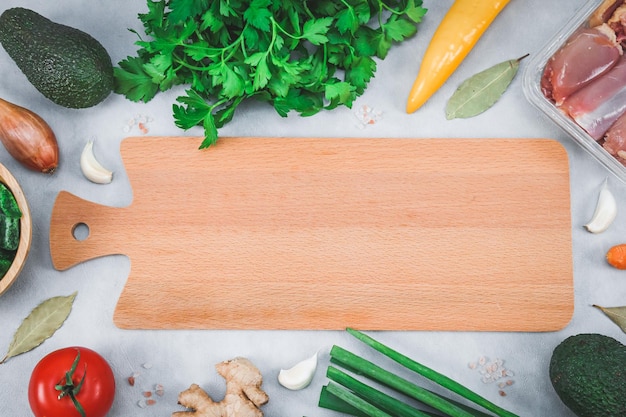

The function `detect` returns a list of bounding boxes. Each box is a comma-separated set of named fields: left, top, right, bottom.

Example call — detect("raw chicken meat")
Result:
left=590, top=0, right=625, bottom=27
left=560, top=54, right=626, bottom=140
left=607, top=4, right=626, bottom=42
left=603, top=110, right=626, bottom=163
left=541, top=24, right=621, bottom=105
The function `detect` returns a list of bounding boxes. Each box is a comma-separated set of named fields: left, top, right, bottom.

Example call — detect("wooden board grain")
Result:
left=49, top=137, right=573, bottom=331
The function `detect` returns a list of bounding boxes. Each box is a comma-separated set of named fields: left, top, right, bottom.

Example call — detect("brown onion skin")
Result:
left=0, top=98, right=59, bottom=173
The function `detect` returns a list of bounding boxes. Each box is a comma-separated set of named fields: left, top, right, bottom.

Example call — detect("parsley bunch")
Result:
left=114, top=0, right=427, bottom=147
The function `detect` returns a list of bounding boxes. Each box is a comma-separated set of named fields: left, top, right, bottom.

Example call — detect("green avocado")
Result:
left=550, top=333, right=626, bottom=417
left=0, top=7, right=113, bottom=108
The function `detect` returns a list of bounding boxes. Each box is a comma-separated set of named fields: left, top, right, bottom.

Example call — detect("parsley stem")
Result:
left=270, top=17, right=297, bottom=41
left=302, top=1, right=316, bottom=19
left=173, top=57, right=211, bottom=72
left=381, top=0, right=406, bottom=15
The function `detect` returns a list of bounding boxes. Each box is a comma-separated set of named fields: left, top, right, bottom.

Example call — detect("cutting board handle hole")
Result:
left=72, top=222, right=90, bottom=241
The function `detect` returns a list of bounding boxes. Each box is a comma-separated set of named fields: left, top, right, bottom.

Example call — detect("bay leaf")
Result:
left=593, top=304, right=626, bottom=334
left=446, top=54, right=529, bottom=120
left=1, top=292, right=77, bottom=364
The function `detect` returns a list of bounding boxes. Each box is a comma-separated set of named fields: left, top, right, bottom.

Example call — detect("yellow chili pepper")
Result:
left=406, top=0, right=511, bottom=113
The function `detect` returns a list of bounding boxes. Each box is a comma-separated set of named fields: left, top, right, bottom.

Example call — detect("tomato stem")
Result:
left=54, top=349, right=87, bottom=417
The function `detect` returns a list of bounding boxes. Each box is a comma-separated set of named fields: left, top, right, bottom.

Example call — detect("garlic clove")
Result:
left=584, top=178, right=617, bottom=233
left=80, top=140, right=113, bottom=184
left=277, top=351, right=318, bottom=390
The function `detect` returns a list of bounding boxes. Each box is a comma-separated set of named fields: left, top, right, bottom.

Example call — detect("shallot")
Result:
left=0, top=98, right=58, bottom=173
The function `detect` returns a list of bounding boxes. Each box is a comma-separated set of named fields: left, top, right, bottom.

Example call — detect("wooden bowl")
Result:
left=0, top=163, right=32, bottom=296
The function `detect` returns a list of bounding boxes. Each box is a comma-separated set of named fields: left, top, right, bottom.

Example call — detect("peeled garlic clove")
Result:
left=584, top=178, right=617, bottom=233
left=277, top=351, right=318, bottom=390
left=80, top=140, right=113, bottom=184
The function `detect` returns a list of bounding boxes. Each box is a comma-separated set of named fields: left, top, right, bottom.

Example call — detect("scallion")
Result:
left=346, top=328, right=520, bottom=417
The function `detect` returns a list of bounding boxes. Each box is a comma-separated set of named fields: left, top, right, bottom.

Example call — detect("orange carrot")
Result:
left=606, top=243, right=626, bottom=269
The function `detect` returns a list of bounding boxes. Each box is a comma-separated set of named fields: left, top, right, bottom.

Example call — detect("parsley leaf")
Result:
left=113, top=56, right=159, bottom=102
left=243, top=0, right=272, bottom=31
left=301, top=17, right=333, bottom=46
left=346, top=57, right=377, bottom=95
left=406, top=0, right=428, bottom=23
left=383, top=17, right=418, bottom=42
left=168, top=0, right=208, bottom=23
left=114, top=0, right=427, bottom=146
left=336, top=7, right=358, bottom=35
left=173, top=89, right=220, bottom=147
left=325, top=81, right=357, bottom=109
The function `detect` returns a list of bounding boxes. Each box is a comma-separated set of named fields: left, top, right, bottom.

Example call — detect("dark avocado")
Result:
left=0, top=7, right=113, bottom=108
left=550, top=333, right=626, bottom=417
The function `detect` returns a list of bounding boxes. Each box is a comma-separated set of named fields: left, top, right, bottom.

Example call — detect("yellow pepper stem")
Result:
left=406, top=0, right=511, bottom=113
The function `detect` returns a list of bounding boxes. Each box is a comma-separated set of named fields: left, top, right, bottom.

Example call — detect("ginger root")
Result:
left=172, top=357, right=269, bottom=417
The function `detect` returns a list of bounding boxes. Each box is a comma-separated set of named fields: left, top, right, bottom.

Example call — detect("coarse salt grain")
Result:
left=353, top=104, right=383, bottom=129
left=132, top=362, right=165, bottom=408
left=123, top=114, right=154, bottom=134
left=468, top=356, right=516, bottom=396
left=498, top=380, right=514, bottom=389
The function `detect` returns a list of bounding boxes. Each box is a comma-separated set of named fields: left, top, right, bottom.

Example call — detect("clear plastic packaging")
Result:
left=523, top=0, right=626, bottom=182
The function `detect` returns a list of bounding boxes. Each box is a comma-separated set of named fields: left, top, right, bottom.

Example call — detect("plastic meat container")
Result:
left=523, top=0, right=626, bottom=182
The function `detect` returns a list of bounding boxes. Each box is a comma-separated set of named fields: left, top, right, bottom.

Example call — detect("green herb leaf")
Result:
left=325, top=81, right=356, bottom=108
left=446, top=54, right=529, bottom=120
left=406, top=0, right=428, bottom=23
left=1, top=292, right=77, bottom=364
left=346, top=56, right=377, bottom=94
left=383, top=18, right=417, bottom=42
left=174, top=89, right=212, bottom=128
left=593, top=304, right=626, bottom=333
left=252, top=56, right=272, bottom=91
left=302, top=17, right=333, bottom=45
left=114, top=56, right=159, bottom=102
left=200, top=111, right=219, bottom=148
left=168, top=0, right=207, bottom=23
left=336, top=7, right=359, bottom=35
left=114, top=0, right=427, bottom=146
left=243, top=0, right=272, bottom=31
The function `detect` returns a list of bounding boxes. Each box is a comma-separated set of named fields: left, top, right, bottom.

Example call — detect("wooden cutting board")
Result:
left=49, top=137, right=573, bottom=331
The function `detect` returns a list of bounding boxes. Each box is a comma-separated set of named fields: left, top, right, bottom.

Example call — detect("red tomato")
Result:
left=28, top=346, right=115, bottom=417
